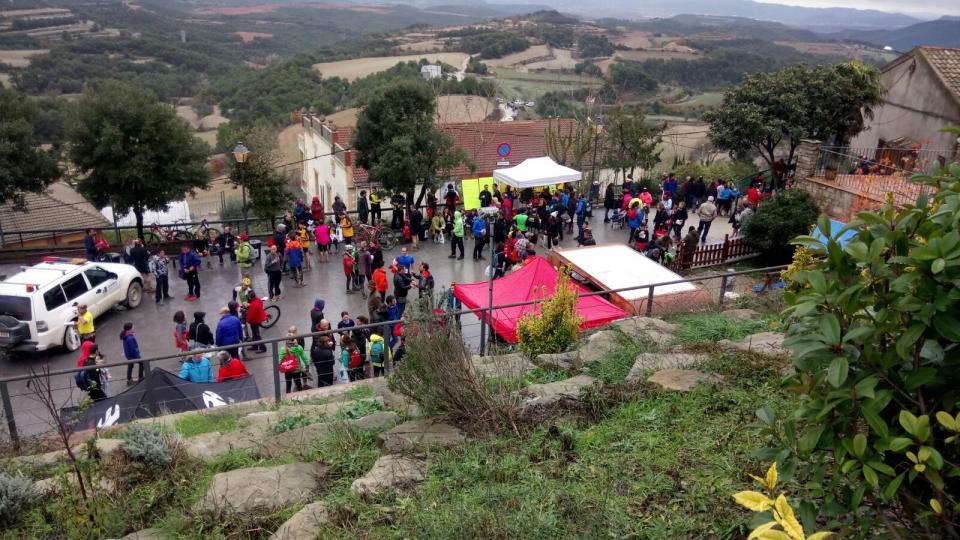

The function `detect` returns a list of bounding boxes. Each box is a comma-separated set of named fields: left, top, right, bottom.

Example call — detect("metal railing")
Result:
left=0, top=263, right=787, bottom=446
left=815, top=145, right=952, bottom=178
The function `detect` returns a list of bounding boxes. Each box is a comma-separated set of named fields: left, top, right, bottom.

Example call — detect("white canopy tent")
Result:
left=492, top=157, right=581, bottom=188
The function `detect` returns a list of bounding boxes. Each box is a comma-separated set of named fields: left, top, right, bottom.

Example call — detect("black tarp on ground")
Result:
left=65, top=369, right=260, bottom=432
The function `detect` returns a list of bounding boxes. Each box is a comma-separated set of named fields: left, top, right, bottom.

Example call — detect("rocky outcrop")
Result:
left=578, top=331, right=620, bottom=365
left=377, top=418, right=467, bottom=455
left=351, top=455, right=426, bottom=499
left=523, top=375, right=597, bottom=406
left=719, top=332, right=788, bottom=357
left=194, top=462, right=325, bottom=514
left=625, top=353, right=708, bottom=383
left=269, top=502, right=330, bottom=540
left=533, top=351, right=581, bottom=372
left=647, top=369, right=723, bottom=392
left=612, top=317, right=676, bottom=347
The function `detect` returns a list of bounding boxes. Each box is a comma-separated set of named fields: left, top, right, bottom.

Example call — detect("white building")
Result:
left=297, top=116, right=364, bottom=207
left=420, top=64, right=442, bottom=80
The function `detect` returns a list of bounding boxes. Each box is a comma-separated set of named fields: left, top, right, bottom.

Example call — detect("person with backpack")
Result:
left=367, top=332, right=391, bottom=377
left=235, top=233, right=254, bottom=272
left=310, top=333, right=336, bottom=387
left=279, top=335, right=309, bottom=393
left=188, top=311, right=214, bottom=348
left=627, top=201, right=644, bottom=244
left=120, top=322, right=145, bottom=386
left=415, top=262, right=434, bottom=298
left=471, top=213, right=487, bottom=261
left=285, top=232, right=305, bottom=287
left=575, top=194, right=588, bottom=238
left=246, top=290, right=267, bottom=353
left=179, top=346, right=213, bottom=383
left=77, top=343, right=108, bottom=401
left=353, top=316, right=371, bottom=378
left=341, top=335, right=364, bottom=382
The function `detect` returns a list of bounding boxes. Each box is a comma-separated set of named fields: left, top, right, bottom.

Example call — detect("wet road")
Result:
left=0, top=214, right=734, bottom=436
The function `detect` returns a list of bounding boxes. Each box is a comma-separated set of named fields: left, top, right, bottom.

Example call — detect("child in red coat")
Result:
left=342, top=249, right=356, bottom=294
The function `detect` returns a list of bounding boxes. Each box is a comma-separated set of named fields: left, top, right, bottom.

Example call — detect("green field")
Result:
left=490, top=69, right=601, bottom=100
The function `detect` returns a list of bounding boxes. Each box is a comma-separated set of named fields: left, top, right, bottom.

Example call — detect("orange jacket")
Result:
left=372, top=268, right=388, bottom=292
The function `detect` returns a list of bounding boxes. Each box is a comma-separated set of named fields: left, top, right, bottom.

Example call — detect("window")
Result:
left=43, top=287, right=67, bottom=311
left=61, top=275, right=89, bottom=301
left=0, top=296, right=32, bottom=321
left=84, top=267, right=110, bottom=288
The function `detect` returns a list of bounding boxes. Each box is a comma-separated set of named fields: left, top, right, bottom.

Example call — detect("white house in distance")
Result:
left=420, top=64, right=442, bottom=80
left=297, top=116, right=365, bottom=208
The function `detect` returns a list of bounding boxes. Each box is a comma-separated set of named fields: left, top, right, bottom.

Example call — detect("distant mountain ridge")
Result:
left=848, top=17, right=960, bottom=51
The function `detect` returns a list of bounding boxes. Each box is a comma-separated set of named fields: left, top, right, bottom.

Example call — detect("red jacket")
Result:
left=246, top=297, right=267, bottom=325
left=372, top=268, right=388, bottom=292
left=342, top=254, right=355, bottom=277
left=217, top=357, right=250, bottom=382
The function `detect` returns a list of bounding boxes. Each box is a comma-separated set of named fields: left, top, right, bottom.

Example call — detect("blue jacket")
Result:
left=387, top=304, right=401, bottom=323
left=179, top=357, right=213, bottom=383
left=179, top=251, right=201, bottom=274
left=576, top=198, right=586, bottom=217
left=628, top=208, right=644, bottom=229
left=121, top=331, right=141, bottom=360
left=472, top=218, right=486, bottom=239
left=84, top=235, right=97, bottom=259
left=287, top=246, right=304, bottom=267
left=561, top=192, right=570, bottom=208
left=215, top=315, right=243, bottom=346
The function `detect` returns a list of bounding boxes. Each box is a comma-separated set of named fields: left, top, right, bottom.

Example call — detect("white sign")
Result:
left=496, top=160, right=510, bottom=166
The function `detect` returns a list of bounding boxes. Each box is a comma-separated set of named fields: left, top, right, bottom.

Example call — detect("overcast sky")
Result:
left=754, top=0, right=960, bottom=17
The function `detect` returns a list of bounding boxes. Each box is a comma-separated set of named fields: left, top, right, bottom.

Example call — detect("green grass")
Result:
left=344, top=385, right=375, bottom=400
left=584, top=333, right=651, bottom=384
left=173, top=412, right=241, bottom=438
left=670, top=313, right=778, bottom=346
left=310, top=353, right=796, bottom=539
left=523, top=368, right=571, bottom=385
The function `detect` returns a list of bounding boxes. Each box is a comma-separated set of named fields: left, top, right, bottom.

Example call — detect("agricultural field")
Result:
left=233, top=31, right=273, bottom=43
left=312, top=52, right=469, bottom=81
left=0, top=49, right=48, bottom=67
left=484, top=44, right=551, bottom=68
left=394, top=38, right=446, bottom=53
left=775, top=41, right=898, bottom=63
left=658, top=121, right=716, bottom=169
left=0, top=73, right=10, bottom=87
left=523, top=48, right=578, bottom=71
left=611, top=30, right=653, bottom=49
left=492, top=68, right=601, bottom=100
left=435, top=95, right=497, bottom=124
left=614, top=49, right=700, bottom=62
left=672, top=91, right=725, bottom=109
left=325, top=107, right=360, bottom=128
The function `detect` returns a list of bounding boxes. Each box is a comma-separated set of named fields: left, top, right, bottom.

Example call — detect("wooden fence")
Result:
left=668, top=234, right=759, bottom=272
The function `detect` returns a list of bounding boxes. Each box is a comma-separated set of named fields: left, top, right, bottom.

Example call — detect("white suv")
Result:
left=0, top=258, right=144, bottom=353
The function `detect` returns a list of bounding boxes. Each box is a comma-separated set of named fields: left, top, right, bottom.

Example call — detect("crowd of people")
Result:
left=73, top=172, right=776, bottom=402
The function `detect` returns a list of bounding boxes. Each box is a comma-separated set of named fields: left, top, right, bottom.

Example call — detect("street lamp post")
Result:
left=590, top=118, right=603, bottom=186
left=232, top=142, right=250, bottom=234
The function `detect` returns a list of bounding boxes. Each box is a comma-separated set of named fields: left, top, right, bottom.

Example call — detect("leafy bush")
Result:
left=0, top=473, right=40, bottom=525
left=334, top=400, right=384, bottom=420
left=733, top=463, right=834, bottom=540
left=272, top=414, right=323, bottom=434
left=120, top=425, right=173, bottom=470
left=516, top=270, right=583, bottom=358
left=742, top=189, right=819, bottom=262
left=762, top=143, right=960, bottom=536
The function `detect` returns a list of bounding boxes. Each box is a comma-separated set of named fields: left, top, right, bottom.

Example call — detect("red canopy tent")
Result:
left=453, top=256, right=627, bottom=343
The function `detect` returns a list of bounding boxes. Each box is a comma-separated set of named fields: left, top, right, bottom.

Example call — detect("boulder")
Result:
left=523, top=375, right=598, bottom=406
left=377, top=418, right=467, bottom=454
left=625, top=353, right=708, bottom=383
left=351, top=455, right=425, bottom=498
left=578, top=330, right=620, bottom=365
left=719, top=332, right=788, bottom=357
left=472, top=353, right=534, bottom=378
left=647, top=369, right=723, bottom=392
left=269, top=501, right=330, bottom=540
left=612, top=317, right=676, bottom=347
left=533, top=351, right=581, bottom=372
left=194, top=462, right=325, bottom=514
left=721, top=308, right=760, bottom=321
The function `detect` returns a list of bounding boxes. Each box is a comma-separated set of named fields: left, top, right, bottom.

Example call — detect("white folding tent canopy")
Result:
left=492, top=157, right=582, bottom=188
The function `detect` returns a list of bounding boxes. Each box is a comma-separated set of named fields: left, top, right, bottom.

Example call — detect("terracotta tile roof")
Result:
left=350, top=119, right=579, bottom=184
left=0, top=182, right=111, bottom=243
left=918, top=47, right=960, bottom=104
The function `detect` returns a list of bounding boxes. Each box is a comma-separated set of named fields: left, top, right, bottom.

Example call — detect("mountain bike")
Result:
left=356, top=223, right=398, bottom=250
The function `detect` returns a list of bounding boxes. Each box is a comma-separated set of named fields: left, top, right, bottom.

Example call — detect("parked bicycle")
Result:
left=356, top=223, right=398, bottom=250
left=143, top=219, right=220, bottom=249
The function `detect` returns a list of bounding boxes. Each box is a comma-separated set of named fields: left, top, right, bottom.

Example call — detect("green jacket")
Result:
left=367, top=334, right=391, bottom=367
left=453, top=211, right=464, bottom=237
left=279, top=344, right=310, bottom=372
left=236, top=241, right=253, bottom=269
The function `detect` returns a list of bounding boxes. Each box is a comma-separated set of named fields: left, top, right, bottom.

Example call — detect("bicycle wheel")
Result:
left=144, top=231, right=161, bottom=250
left=378, top=229, right=398, bottom=250
left=205, top=227, right=220, bottom=243
left=174, top=231, right=193, bottom=243
left=261, top=305, right=281, bottom=329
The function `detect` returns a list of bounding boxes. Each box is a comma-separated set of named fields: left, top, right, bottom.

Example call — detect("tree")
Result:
left=545, top=118, right=593, bottom=171
left=741, top=189, right=819, bottom=262
left=69, top=81, right=210, bottom=240
left=224, top=124, right=292, bottom=219
left=0, top=88, right=60, bottom=210
left=601, top=107, right=665, bottom=182
left=705, top=62, right=883, bottom=169
left=353, top=81, right=470, bottom=204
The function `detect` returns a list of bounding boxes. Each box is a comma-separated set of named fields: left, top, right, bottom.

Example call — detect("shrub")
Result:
left=0, top=473, right=40, bottom=525
left=516, top=270, right=583, bottom=358
left=334, top=400, right=384, bottom=420
left=272, top=414, right=321, bottom=434
left=762, top=138, right=960, bottom=537
left=742, top=189, right=819, bottom=262
left=120, top=425, right=173, bottom=470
